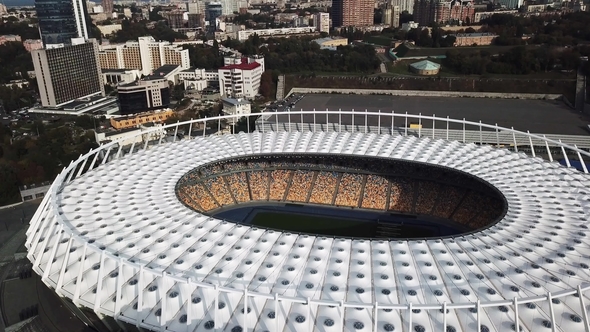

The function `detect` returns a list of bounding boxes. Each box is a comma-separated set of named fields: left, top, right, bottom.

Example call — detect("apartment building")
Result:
left=218, top=58, right=264, bottom=98
left=98, top=36, right=190, bottom=76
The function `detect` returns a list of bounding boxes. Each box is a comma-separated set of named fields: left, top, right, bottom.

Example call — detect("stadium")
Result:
left=25, top=110, right=590, bottom=332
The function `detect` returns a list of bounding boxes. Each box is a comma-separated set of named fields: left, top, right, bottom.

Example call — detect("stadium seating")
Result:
left=176, top=154, right=505, bottom=230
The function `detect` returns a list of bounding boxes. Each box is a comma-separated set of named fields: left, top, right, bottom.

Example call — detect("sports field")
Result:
left=212, top=203, right=460, bottom=239
left=250, top=211, right=377, bottom=238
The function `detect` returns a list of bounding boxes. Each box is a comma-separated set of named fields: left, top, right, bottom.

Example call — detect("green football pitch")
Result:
left=250, top=211, right=377, bottom=238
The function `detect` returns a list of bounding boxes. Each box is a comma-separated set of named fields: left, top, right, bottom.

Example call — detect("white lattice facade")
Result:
left=26, top=120, right=590, bottom=332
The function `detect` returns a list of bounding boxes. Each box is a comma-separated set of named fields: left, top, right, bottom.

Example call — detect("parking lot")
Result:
left=282, top=94, right=590, bottom=135
left=265, top=93, right=304, bottom=112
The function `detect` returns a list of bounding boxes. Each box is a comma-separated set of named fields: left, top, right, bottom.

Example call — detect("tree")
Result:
left=75, top=115, right=96, bottom=130
left=259, top=70, right=275, bottom=99
left=149, top=7, right=164, bottom=21
left=440, top=35, right=456, bottom=47
left=0, top=162, right=19, bottom=205
left=400, top=11, right=413, bottom=24
left=172, top=84, right=185, bottom=101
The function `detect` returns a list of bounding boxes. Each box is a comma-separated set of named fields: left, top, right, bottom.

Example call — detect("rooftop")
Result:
left=103, top=126, right=140, bottom=137
left=410, top=60, right=441, bottom=70
left=219, top=59, right=261, bottom=71
left=312, top=37, right=346, bottom=45
left=31, top=129, right=590, bottom=332
left=222, top=97, right=251, bottom=106
left=281, top=94, right=590, bottom=136
left=146, top=64, right=180, bottom=79
left=112, top=110, right=171, bottom=121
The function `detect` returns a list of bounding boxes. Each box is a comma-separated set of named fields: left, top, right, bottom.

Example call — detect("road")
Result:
left=0, top=200, right=90, bottom=332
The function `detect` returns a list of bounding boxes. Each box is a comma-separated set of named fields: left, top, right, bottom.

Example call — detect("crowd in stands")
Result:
left=389, top=179, right=414, bottom=212
left=178, top=183, right=219, bottom=212
left=269, top=170, right=291, bottom=200
left=286, top=170, right=314, bottom=202
left=415, top=181, right=441, bottom=215
left=432, top=187, right=465, bottom=219
left=176, top=154, right=505, bottom=230
left=361, top=175, right=388, bottom=210
left=334, top=173, right=363, bottom=207
left=249, top=171, right=269, bottom=200
left=205, top=177, right=233, bottom=206
left=309, top=172, right=339, bottom=205
left=224, top=173, right=250, bottom=203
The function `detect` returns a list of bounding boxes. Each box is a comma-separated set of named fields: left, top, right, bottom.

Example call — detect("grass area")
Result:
left=386, top=59, right=453, bottom=77
left=386, top=59, right=576, bottom=80
left=250, top=211, right=377, bottom=238
left=394, top=44, right=540, bottom=58
left=294, top=71, right=372, bottom=77
left=249, top=210, right=445, bottom=238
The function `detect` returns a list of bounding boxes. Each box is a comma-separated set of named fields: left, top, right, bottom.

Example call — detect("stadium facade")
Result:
left=26, top=110, right=590, bottom=332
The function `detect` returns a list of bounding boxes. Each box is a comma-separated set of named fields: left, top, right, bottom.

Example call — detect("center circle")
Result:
left=176, top=154, right=507, bottom=239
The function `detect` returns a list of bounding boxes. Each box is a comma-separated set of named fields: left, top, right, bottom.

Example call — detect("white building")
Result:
left=92, top=4, right=104, bottom=13
left=314, top=12, right=330, bottom=33
left=237, top=27, right=317, bottom=41
left=72, top=0, right=89, bottom=41
left=102, top=69, right=141, bottom=85
left=178, top=68, right=220, bottom=83
left=223, top=55, right=265, bottom=72
left=94, top=123, right=166, bottom=146
left=183, top=78, right=208, bottom=91
left=499, top=0, right=524, bottom=9
left=98, top=36, right=190, bottom=76
left=392, top=0, right=415, bottom=13
left=401, top=21, right=419, bottom=31
left=218, top=57, right=264, bottom=99
left=222, top=97, right=251, bottom=124
left=187, top=1, right=203, bottom=14
left=20, top=182, right=51, bottom=202
left=220, top=0, right=239, bottom=15
left=32, top=38, right=104, bottom=107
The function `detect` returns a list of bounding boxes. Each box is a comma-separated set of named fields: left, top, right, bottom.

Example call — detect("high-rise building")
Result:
left=392, top=0, right=415, bottom=13
left=35, top=0, right=88, bottom=46
left=163, top=11, right=185, bottom=29
left=98, top=36, right=190, bottom=76
left=187, top=13, right=204, bottom=28
left=32, top=38, right=104, bottom=107
left=413, top=0, right=474, bottom=25
left=331, top=0, right=374, bottom=27
left=187, top=1, right=203, bottom=14
left=499, top=0, right=524, bottom=9
left=102, top=0, right=113, bottom=14
left=314, top=12, right=330, bottom=32
left=220, top=0, right=238, bottom=15
left=413, top=0, right=435, bottom=25
left=205, top=2, right=223, bottom=31
left=383, top=4, right=401, bottom=27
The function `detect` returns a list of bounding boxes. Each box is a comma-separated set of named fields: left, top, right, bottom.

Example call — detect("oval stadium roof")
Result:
left=26, top=130, right=590, bottom=332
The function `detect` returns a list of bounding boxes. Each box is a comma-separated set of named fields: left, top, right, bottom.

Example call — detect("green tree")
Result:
left=0, top=162, right=19, bottom=205
left=75, top=115, right=96, bottom=130
left=149, top=7, right=164, bottom=21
